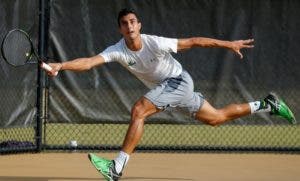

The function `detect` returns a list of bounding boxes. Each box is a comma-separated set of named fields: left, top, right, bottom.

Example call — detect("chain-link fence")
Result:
left=0, top=0, right=40, bottom=153
left=0, top=56, right=39, bottom=154
left=44, top=68, right=300, bottom=152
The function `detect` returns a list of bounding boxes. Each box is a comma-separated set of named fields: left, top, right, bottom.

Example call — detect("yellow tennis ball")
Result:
left=25, top=53, right=30, bottom=57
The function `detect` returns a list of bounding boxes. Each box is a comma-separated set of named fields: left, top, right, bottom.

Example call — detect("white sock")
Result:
left=249, top=101, right=271, bottom=114
left=114, top=151, right=130, bottom=174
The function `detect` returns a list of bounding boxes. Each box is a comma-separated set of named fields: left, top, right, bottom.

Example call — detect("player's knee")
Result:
left=131, top=102, right=147, bottom=120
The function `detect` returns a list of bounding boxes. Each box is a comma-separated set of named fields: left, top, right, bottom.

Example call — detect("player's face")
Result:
left=119, top=13, right=141, bottom=41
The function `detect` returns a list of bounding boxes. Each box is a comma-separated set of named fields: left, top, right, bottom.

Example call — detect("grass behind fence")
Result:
left=1, top=124, right=299, bottom=150
left=45, top=124, right=299, bottom=148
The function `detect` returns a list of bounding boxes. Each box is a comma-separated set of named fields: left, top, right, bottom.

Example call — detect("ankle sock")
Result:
left=249, top=100, right=271, bottom=114
left=114, top=151, right=130, bottom=174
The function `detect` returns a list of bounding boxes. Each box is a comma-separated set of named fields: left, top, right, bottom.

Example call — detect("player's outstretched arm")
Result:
left=177, top=37, right=254, bottom=59
left=45, top=55, right=105, bottom=76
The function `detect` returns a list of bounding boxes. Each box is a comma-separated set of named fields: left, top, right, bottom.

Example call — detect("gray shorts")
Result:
left=144, top=70, right=204, bottom=116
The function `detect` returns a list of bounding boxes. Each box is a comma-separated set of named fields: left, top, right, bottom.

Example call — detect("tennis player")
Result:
left=45, top=8, right=296, bottom=181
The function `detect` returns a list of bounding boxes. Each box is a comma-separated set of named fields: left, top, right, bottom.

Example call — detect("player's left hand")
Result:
left=230, top=39, right=254, bottom=59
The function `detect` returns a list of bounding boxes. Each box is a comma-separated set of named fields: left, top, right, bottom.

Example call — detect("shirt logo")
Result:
left=127, top=59, right=136, bottom=66
left=150, top=58, right=156, bottom=62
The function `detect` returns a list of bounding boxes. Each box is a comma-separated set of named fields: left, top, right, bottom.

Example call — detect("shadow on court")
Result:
left=1, top=153, right=299, bottom=181
left=0, top=177, right=98, bottom=181
left=0, top=176, right=193, bottom=181
left=123, top=177, right=193, bottom=180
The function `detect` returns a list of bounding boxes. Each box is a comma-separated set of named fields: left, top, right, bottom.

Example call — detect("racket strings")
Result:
left=2, top=30, right=32, bottom=66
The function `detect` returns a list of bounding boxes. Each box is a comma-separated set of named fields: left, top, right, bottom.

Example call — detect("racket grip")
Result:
left=41, top=62, right=58, bottom=76
left=41, top=62, right=52, bottom=71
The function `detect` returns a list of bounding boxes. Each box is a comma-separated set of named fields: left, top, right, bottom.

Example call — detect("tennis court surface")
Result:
left=0, top=152, right=299, bottom=181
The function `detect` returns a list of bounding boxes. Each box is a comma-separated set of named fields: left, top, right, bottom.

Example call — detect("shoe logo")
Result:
left=269, top=100, right=280, bottom=111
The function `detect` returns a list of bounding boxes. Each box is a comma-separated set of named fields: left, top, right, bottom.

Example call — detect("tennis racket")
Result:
left=1, top=29, right=56, bottom=74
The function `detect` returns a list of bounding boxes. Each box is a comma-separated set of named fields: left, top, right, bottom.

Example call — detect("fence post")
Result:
left=36, top=0, right=50, bottom=152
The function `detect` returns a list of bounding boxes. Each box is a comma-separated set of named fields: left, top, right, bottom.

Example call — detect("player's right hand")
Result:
left=44, top=63, right=62, bottom=77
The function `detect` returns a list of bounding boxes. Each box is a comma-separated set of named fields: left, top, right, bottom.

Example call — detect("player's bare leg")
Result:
left=195, top=93, right=296, bottom=126
left=122, top=97, right=161, bottom=154
left=104, top=97, right=161, bottom=177
left=88, top=97, right=160, bottom=180
left=195, top=100, right=251, bottom=126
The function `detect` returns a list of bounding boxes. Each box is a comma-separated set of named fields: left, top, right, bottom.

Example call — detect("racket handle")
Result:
left=41, top=62, right=58, bottom=76
left=41, top=62, right=52, bottom=71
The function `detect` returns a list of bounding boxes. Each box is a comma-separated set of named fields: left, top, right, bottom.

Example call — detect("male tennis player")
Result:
left=45, top=8, right=296, bottom=181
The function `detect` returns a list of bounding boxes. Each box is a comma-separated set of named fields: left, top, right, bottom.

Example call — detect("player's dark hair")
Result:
left=117, top=8, right=140, bottom=27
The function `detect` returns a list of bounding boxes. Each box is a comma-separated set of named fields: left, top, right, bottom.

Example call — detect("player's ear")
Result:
left=138, top=22, right=142, bottom=31
left=118, top=26, right=123, bottom=34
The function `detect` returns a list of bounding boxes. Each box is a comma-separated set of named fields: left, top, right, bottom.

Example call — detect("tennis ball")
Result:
left=25, top=53, right=30, bottom=57
left=69, top=140, right=78, bottom=147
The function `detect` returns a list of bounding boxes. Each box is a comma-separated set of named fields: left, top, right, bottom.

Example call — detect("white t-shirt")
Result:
left=99, top=34, right=182, bottom=88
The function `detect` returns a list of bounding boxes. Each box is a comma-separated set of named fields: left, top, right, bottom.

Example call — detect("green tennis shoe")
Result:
left=88, top=153, right=121, bottom=181
left=264, top=92, right=296, bottom=124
